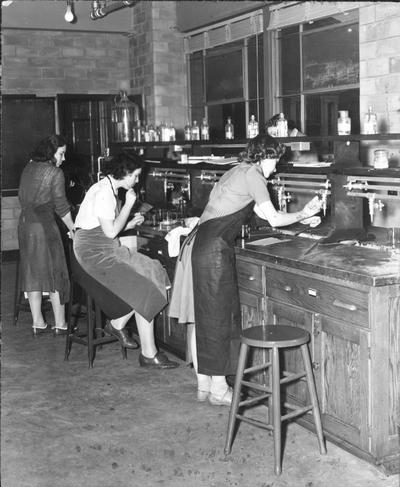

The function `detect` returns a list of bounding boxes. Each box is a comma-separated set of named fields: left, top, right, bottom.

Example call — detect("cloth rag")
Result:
left=165, top=218, right=199, bottom=257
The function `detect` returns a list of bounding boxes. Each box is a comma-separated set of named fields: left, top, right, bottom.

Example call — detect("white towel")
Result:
left=165, top=218, right=199, bottom=257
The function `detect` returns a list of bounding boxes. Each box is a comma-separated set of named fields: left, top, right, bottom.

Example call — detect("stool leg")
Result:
left=64, top=280, right=75, bottom=361
left=13, top=259, right=22, bottom=326
left=271, top=346, right=282, bottom=476
left=224, top=342, right=249, bottom=455
left=300, top=344, right=327, bottom=455
left=87, top=295, right=95, bottom=368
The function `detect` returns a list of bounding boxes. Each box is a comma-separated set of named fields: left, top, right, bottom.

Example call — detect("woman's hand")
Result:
left=125, top=212, right=145, bottom=230
left=125, top=188, right=137, bottom=207
left=301, top=196, right=323, bottom=220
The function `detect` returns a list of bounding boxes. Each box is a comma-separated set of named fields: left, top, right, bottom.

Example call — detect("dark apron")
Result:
left=192, top=203, right=253, bottom=376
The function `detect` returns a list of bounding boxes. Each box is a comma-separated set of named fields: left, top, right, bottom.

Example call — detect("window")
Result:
left=277, top=10, right=360, bottom=136
left=188, top=34, right=264, bottom=139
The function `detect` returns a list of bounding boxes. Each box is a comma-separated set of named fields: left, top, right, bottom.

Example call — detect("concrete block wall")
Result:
left=359, top=3, right=400, bottom=133
left=129, top=1, right=187, bottom=130
left=2, top=30, right=130, bottom=95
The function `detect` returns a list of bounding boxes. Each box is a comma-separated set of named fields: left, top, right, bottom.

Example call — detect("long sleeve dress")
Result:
left=18, top=161, right=71, bottom=304
left=169, top=162, right=271, bottom=376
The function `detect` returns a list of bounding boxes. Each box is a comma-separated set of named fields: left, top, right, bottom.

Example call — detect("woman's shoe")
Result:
left=139, top=352, right=179, bottom=369
left=208, top=387, right=233, bottom=407
left=52, top=323, right=68, bottom=335
left=104, top=320, right=139, bottom=349
left=32, top=322, right=47, bottom=335
left=197, top=389, right=209, bottom=402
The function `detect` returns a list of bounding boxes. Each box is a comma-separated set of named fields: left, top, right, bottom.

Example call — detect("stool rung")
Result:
left=244, top=362, right=271, bottom=375
left=239, top=393, right=271, bottom=408
left=280, top=371, right=306, bottom=385
left=236, top=414, right=273, bottom=432
left=241, top=380, right=271, bottom=394
left=281, top=405, right=313, bottom=422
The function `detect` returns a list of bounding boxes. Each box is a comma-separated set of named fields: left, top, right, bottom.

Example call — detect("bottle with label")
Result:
left=200, top=118, right=209, bottom=140
left=169, top=121, right=176, bottom=141
left=184, top=121, right=192, bottom=141
left=225, top=117, right=234, bottom=140
left=247, top=115, right=259, bottom=138
left=148, top=123, right=156, bottom=142
left=338, top=110, right=351, bottom=135
left=191, top=120, right=200, bottom=140
left=363, top=106, right=378, bottom=135
left=276, top=113, right=288, bottom=137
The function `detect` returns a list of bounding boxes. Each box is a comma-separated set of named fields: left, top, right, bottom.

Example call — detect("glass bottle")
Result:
left=191, top=120, right=200, bottom=140
left=247, top=114, right=259, bottom=139
left=338, top=110, right=351, bottom=135
left=225, top=117, right=234, bottom=140
left=169, top=121, right=176, bottom=141
left=373, top=149, right=389, bottom=169
left=200, top=118, right=209, bottom=140
left=148, top=123, right=156, bottom=142
left=363, top=106, right=378, bottom=135
left=276, top=113, right=288, bottom=137
left=111, top=91, right=139, bottom=142
left=184, top=121, right=192, bottom=141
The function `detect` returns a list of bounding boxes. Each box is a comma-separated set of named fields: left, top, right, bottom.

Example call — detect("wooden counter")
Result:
left=236, top=234, right=400, bottom=475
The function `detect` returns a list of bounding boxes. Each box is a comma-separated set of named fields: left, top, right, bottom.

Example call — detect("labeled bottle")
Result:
left=276, top=113, right=288, bottom=137
left=200, top=118, right=209, bottom=140
left=169, top=121, right=176, bottom=141
left=363, top=106, right=378, bottom=135
left=225, top=117, right=234, bottom=140
left=191, top=120, right=200, bottom=140
left=148, top=123, right=156, bottom=142
left=184, top=121, right=192, bottom=141
left=338, top=110, right=351, bottom=135
left=247, top=114, right=259, bottom=139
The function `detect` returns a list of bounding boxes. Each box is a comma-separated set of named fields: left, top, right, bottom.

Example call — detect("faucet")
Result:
left=367, top=193, right=384, bottom=222
left=343, top=179, right=369, bottom=191
left=277, top=186, right=291, bottom=212
left=317, top=189, right=329, bottom=216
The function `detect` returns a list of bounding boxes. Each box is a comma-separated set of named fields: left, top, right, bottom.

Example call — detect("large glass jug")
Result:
left=111, top=91, right=139, bottom=142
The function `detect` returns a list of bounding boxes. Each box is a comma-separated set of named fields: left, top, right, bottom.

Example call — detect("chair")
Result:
left=224, top=324, right=326, bottom=476
left=65, top=245, right=137, bottom=367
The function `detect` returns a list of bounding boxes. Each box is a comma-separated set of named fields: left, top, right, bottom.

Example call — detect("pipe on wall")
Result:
left=90, top=0, right=138, bottom=20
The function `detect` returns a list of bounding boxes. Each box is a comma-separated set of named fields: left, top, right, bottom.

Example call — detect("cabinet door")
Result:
left=266, top=298, right=314, bottom=408
left=315, top=314, right=370, bottom=451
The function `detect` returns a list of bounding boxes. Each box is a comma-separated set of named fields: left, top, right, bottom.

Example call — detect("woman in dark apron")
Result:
left=74, top=152, right=178, bottom=369
left=170, top=134, right=323, bottom=404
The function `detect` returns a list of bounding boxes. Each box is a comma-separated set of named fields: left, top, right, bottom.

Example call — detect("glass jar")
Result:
left=337, top=110, right=351, bottom=135
left=373, top=149, right=389, bottom=169
left=111, top=91, right=139, bottom=142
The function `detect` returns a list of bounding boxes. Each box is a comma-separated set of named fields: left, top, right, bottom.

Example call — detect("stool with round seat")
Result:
left=65, top=244, right=138, bottom=367
left=224, top=324, right=326, bottom=476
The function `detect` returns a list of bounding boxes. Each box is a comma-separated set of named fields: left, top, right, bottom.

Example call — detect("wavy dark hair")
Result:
left=104, top=151, right=145, bottom=180
left=30, top=134, right=67, bottom=165
left=238, top=133, right=286, bottom=164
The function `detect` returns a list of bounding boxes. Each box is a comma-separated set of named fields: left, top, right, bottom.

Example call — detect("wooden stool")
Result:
left=224, top=325, right=326, bottom=475
left=65, top=245, right=137, bottom=368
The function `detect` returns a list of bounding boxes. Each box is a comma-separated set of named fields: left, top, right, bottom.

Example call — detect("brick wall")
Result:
left=129, top=1, right=187, bottom=130
left=359, top=3, right=400, bottom=133
left=2, top=30, right=130, bottom=95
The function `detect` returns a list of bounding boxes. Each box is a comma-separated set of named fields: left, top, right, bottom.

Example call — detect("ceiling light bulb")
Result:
left=64, top=3, right=74, bottom=22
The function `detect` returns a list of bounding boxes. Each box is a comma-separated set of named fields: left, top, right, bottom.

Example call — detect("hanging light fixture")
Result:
left=64, top=0, right=75, bottom=23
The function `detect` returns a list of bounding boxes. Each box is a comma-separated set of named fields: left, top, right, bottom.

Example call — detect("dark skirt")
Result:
left=18, top=206, right=70, bottom=304
left=74, top=227, right=170, bottom=322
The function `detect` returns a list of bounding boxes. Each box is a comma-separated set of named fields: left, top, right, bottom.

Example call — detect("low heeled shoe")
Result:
left=139, top=352, right=179, bottom=369
left=208, top=387, right=233, bottom=407
left=104, top=320, right=139, bottom=349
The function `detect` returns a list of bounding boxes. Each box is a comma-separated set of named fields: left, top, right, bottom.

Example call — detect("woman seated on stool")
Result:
left=169, top=134, right=323, bottom=405
left=73, top=152, right=178, bottom=370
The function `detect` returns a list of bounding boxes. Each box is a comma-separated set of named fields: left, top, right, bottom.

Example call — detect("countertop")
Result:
left=236, top=233, right=400, bottom=287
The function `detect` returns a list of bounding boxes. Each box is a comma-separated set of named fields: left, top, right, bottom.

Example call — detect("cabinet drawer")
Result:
left=265, top=268, right=369, bottom=326
left=236, top=260, right=263, bottom=294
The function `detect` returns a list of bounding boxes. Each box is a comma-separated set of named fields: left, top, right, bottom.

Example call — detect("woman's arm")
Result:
left=254, top=196, right=322, bottom=228
left=61, top=212, right=75, bottom=233
left=99, top=188, right=136, bottom=239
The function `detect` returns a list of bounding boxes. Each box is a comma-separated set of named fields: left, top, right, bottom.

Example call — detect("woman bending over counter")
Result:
left=169, top=134, right=323, bottom=405
left=74, top=152, right=178, bottom=370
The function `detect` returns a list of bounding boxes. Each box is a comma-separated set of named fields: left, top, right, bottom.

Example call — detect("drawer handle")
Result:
left=248, top=276, right=255, bottom=281
left=284, top=285, right=292, bottom=292
left=333, top=299, right=357, bottom=311
left=157, top=250, right=163, bottom=255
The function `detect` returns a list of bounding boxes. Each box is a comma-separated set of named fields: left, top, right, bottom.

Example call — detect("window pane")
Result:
left=208, top=102, right=246, bottom=139
left=190, top=52, right=204, bottom=108
left=206, top=49, right=243, bottom=102
left=303, top=23, right=359, bottom=90
left=248, top=35, right=264, bottom=100
left=305, top=89, right=359, bottom=136
left=280, top=28, right=300, bottom=95
left=281, top=97, right=301, bottom=132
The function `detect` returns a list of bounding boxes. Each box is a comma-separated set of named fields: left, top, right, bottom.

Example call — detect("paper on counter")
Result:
left=247, top=237, right=291, bottom=246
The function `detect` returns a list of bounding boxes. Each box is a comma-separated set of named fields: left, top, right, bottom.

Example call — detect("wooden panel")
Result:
left=236, top=260, right=263, bottom=294
left=265, top=268, right=369, bottom=326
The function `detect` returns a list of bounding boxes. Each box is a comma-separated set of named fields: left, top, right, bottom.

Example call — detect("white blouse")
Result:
left=74, top=177, right=117, bottom=230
